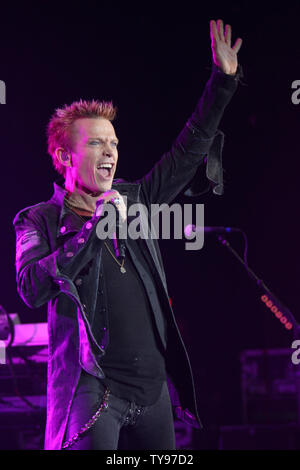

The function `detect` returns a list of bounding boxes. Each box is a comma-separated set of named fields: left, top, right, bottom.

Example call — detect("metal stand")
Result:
left=216, top=234, right=300, bottom=426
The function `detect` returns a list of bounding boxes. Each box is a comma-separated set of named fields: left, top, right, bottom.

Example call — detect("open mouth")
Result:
left=96, top=162, right=114, bottom=179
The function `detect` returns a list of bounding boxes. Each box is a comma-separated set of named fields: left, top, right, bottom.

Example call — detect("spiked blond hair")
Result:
left=47, top=99, right=117, bottom=176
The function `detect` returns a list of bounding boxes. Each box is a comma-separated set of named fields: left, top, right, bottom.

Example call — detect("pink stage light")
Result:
left=260, top=294, right=292, bottom=330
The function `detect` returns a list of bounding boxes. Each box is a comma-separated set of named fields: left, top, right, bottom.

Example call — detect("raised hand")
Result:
left=210, top=19, right=242, bottom=75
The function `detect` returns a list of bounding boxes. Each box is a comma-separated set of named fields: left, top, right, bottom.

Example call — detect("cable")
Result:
left=5, top=350, right=42, bottom=411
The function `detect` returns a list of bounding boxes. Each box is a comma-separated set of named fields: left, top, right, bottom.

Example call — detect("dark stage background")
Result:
left=0, top=0, right=299, bottom=449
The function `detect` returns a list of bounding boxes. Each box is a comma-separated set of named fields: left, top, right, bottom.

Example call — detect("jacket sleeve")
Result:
left=13, top=204, right=104, bottom=309
left=137, top=64, right=242, bottom=204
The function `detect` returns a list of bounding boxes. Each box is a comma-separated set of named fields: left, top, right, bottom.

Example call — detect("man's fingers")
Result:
left=95, top=190, right=127, bottom=221
left=232, top=37, right=243, bottom=54
left=225, top=24, right=231, bottom=46
left=217, top=19, right=225, bottom=41
left=106, top=191, right=127, bottom=222
left=210, top=19, right=218, bottom=43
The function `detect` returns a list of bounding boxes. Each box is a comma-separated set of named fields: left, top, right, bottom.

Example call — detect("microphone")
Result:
left=184, top=224, right=240, bottom=237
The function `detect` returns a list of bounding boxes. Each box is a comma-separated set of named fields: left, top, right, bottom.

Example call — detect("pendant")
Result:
left=120, top=266, right=126, bottom=274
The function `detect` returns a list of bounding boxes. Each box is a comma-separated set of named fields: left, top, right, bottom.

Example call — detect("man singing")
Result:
left=13, top=19, right=242, bottom=450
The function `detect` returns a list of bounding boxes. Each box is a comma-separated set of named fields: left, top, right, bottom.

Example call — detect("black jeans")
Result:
left=63, top=371, right=176, bottom=450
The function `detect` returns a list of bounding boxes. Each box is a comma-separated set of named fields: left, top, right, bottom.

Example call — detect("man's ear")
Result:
left=55, top=148, right=72, bottom=168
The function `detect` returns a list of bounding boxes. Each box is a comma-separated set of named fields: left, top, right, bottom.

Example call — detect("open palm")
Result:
left=210, top=19, right=242, bottom=75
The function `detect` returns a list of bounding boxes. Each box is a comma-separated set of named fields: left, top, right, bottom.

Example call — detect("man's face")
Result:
left=68, top=117, right=119, bottom=195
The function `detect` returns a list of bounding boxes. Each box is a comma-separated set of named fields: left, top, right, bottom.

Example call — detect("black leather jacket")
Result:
left=13, top=64, right=240, bottom=449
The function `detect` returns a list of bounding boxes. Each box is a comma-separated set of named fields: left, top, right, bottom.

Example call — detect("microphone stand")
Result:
left=215, top=234, right=300, bottom=427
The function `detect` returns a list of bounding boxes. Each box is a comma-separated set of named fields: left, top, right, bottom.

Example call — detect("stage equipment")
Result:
left=0, top=310, right=47, bottom=449
left=185, top=225, right=300, bottom=426
left=240, top=348, right=298, bottom=425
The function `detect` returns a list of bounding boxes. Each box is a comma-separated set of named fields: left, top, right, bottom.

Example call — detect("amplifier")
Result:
left=240, top=348, right=299, bottom=424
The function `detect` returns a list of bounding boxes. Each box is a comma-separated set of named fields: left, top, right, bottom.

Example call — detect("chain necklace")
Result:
left=64, top=199, right=126, bottom=274
left=103, top=241, right=126, bottom=274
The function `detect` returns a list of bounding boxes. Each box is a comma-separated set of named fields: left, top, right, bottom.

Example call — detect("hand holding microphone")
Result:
left=95, top=189, right=127, bottom=223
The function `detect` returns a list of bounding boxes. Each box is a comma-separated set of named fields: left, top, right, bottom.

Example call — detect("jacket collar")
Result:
left=51, top=180, right=141, bottom=238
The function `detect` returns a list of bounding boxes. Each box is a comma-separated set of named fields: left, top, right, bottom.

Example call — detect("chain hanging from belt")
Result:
left=62, top=387, right=111, bottom=449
